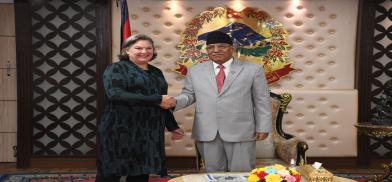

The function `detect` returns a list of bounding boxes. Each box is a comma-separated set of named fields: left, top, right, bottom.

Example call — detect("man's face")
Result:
left=206, top=43, right=234, bottom=64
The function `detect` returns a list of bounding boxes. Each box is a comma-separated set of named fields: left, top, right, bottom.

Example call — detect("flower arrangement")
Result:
left=248, top=164, right=301, bottom=182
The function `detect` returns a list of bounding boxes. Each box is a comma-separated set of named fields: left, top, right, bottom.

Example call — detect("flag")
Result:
left=120, top=0, right=131, bottom=48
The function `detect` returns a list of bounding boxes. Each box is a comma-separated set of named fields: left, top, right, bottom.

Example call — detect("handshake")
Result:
left=160, top=95, right=176, bottom=109
left=159, top=95, right=184, bottom=140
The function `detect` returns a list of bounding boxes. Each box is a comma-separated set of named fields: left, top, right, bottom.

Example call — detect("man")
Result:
left=174, top=31, right=272, bottom=172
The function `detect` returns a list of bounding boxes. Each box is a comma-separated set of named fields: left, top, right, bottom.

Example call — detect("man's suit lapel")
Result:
left=219, top=59, right=243, bottom=95
left=205, top=61, right=218, bottom=92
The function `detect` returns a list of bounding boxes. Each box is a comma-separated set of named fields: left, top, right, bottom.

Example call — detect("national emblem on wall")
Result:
left=175, top=7, right=295, bottom=84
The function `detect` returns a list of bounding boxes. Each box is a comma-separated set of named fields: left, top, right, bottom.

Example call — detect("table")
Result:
left=355, top=122, right=392, bottom=181
left=168, top=173, right=356, bottom=182
left=355, top=122, right=392, bottom=138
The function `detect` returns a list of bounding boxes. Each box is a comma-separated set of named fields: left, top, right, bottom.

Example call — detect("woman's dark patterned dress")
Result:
left=98, top=59, right=179, bottom=176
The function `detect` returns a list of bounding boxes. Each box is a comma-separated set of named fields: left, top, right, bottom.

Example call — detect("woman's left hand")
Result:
left=171, top=128, right=185, bottom=140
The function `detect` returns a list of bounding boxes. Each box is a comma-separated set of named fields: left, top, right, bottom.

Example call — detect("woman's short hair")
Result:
left=118, top=34, right=158, bottom=61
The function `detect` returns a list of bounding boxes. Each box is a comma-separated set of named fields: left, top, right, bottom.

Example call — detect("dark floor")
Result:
left=0, top=162, right=97, bottom=174
left=0, top=162, right=385, bottom=175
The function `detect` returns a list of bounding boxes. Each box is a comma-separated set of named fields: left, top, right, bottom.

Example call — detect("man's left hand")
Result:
left=255, top=132, right=268, bottom=141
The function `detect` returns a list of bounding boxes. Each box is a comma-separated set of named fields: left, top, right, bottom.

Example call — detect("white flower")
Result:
left=277, top=169, right=291, bottom=177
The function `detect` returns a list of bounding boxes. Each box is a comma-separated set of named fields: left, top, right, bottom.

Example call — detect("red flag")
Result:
left=120, top=0, right=131, bottom=48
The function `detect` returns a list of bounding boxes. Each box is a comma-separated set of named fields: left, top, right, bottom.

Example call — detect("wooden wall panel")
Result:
left=0, top=101, right=17, bottom=132
left=0, top=133, right=16, bottom=162
left=0, top=69, right=17, bottom=100
left=0, top=3, right=17, bottom=163
left=0, top=37, right=16, bottom=68
left=0, top=4, right=15, bottom=36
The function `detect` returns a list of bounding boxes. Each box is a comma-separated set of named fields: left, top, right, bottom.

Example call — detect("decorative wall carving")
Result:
left=369, top=0, right=392, bottom=158
left=31, top=0, right=97, bottom=155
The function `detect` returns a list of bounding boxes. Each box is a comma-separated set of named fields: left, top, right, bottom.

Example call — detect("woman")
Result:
left=97, top=34, right=184, bottom=182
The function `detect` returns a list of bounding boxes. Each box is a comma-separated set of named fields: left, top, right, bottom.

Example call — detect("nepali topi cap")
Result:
left=206, top=31, right=233, bottom=45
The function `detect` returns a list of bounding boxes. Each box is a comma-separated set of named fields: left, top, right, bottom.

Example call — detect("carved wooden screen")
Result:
left=31, top=0, right=98, bottom=156
left=367, top=0, right=392, bottom=158
left=357, top=0, right=392, bottom=166
left=15, top=0, right=110, bottom=167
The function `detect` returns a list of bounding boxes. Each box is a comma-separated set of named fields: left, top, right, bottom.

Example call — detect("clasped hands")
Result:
left=160, top=95, right=176, bottom=109
left=159, top=95, right=184, bottom=140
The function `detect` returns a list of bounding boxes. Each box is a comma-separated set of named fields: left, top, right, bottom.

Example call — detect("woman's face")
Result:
left=126, top=40, right=154, bottom=65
